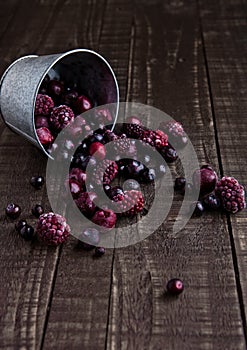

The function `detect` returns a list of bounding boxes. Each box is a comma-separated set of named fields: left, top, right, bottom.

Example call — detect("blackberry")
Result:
left=215, top=176, right=246, bottom=214
left=50, top=105, right=75, bottom=132
left=35, top=94, right=54, bottom=116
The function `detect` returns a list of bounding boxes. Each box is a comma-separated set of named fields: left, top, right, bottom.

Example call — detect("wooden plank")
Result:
left=106, top=2, right=246, bottom=349
left=41, top=0, right=133, bottom=349
left=199, top=0, right=247, bottom=19
left=0, top=1, right=68, bottom=349
left=201, top=16, right=247, bottom=340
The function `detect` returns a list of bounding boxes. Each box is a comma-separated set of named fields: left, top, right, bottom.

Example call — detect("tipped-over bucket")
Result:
left=0, top=49, right=119, bottom=157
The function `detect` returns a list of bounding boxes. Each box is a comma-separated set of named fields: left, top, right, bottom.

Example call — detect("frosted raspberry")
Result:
left=35, top=94, right=54, bottom=116
left=215, top=176, right=246, bottom=214
left=50, top=105, right=75, bottom=131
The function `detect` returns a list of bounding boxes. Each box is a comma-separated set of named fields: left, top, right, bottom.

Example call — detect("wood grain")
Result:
left=201, top=16, right=247, bottom=341
left=198, top=0, right=246, bottom=19
left=42, top=0, right=132, bottom=349
left=106, top=2, right=246, bottom=349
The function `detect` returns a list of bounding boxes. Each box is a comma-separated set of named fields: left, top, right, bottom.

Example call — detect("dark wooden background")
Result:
left=0, top=0, right=247, bottom=349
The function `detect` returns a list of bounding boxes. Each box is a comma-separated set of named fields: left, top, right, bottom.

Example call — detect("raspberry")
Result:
left=50, top=105, right=75, bottom=131
left=115, top=190, right=144, bottom=216
left=215, top=176, right=246, bottom=214
left=36, top=212, right=70, bottom=246
left=160, top=120, right=187, bottom=148
left=141, top=129, right=168, bottom=149
left=35, top=115, right=49, bottom=129
left=92, top=209, right=117, bottom=229
left=92, top=159, right=118, bottom=185
left=75, top=192, right=97, bottom=217
left=36, top=127, right=54, bottom=145
left=35, top=94, right=54, bottom=116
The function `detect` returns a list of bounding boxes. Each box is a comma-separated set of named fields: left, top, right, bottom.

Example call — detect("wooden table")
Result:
left=0, top=1, right=246, bottom=349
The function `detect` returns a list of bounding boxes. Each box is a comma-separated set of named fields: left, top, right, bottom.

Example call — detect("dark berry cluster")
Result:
left=34, top=74, right=103, bottom=152
left=174, top=165, right=246, bottom=215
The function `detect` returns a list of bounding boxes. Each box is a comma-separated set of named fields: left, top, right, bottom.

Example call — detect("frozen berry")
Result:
left=215, top=176, right=246, bottom=214
left=191, top=201, right=204, bottom=216
left=79, top=228, right=100, bottom=246
left=15, top=219, right=27, bottom=232
left=76, top=95, right=92, bottom=114
left=94, top=246, right=105, bottom=257
left=20, top=224, right=35, bottom=241
left=193, top=166, right=218, bottom=196
left=123, top=179, right=140, bottom=191
left=140, top=168, right=156, bottom=183
left=126, top=116, right=142, bottom=125
left=32, top=204, right=44, bottom=218
left=115, top=190, right=144, bottom=216
left=35, top=115, right=50, bottom=129
left=89, top=142, right=106, bottom=160
left=92, top=209, right=117, bottom=229
left=107, top=186, right=125, bottom=202
left=30, top=176, right=44, bottom=189
left=92, top=159, right=118, bottom=185
left=174, top=177, right=186, bottom=192
left=160, top=144, right=178, bottom=163
left=141, top=129, right=168, bottom=149
left=124, top=123, right=144, bottom=139
left=5, top=203, right=21, bottom=219
left=50, top=105, right=75, bottom=132
left=63, top=90, right=78, bottom=107
left=120, top=160, right=145, bottom=179
left=36, top=127, right=54, bottom=146
left=166, top=278, right=184, bottom=295
left=203, top=193, right=221, bottom=210
left=75, top=192, right=97, bottom=217
left=48, top=80, right=64, bottom=98
left=160, top=120, right=187, bottom=148
left=94, top=108, right=112, bottom=124
left=36, top=212, right=70, bottom=246
left=35, top=94, right=54, bottom=116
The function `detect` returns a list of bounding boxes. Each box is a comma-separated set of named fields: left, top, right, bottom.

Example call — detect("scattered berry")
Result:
left=5, top=203, right=21, bottom=219
left=215, top=176, right=246, bottom=214
left=124, top=123, right=144, bottom=139
left=80, top=228, right=100, bottom=246
left=92, top=209, right=117, bottom=229
left=166, top=278, right=184, bottom=295
left=160, top=120, right=188, bottom=148
left=30, top=176, right=44, bottom=189
left=75, top=192, right=97, bottom=217
left=63, top=90, right=78, bottom=107
left=203, top=193, right=221, bottom=210
left=89, top=142, right=106, bottom=160
left=193, top=166, right=218, bottom=196
left=50, top=105, right=75, bottom=131
left=92, top=159, right=118, bottom=185
left=15, top=219, right=27, bottom=232
left=32, top=204, right=44, bottom=218
left=36, top=127, right=54, bottom=146
left=94, top=246, right=105, bottom=257
left=35, top=94, right=54, bottom=116
left=36, top=212, right=70, bottom=246
left=20, top=224, right=35, bottom=241
left=125, top=116, right=142, bottom=125
left=159, top=144, right=178, bottom=163
left=107, top=186, right=125, bottom=202
left=174, top=177, right=186, bottom=193
left=115, top=190, right=144, bottom=216
left=191, top=201, right=204, bottom=216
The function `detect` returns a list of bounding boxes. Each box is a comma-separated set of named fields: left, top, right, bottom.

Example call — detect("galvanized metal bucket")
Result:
left=0, top=49, right=119, bottom=157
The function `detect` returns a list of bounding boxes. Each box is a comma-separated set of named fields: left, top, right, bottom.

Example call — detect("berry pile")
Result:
left=34, top=75, right=111, bottom=152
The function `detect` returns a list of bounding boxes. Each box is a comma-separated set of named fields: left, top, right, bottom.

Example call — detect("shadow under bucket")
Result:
left=0, top=49, right=119, bottom=157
